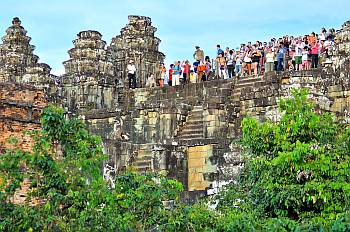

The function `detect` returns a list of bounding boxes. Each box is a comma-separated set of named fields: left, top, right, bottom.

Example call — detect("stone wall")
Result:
left=1, top=16, right=350, bottom=200
left=108, top=68, right=349, bottom=196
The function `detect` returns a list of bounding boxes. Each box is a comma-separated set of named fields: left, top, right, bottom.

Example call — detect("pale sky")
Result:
left=0, top=0, right=349, bottom=75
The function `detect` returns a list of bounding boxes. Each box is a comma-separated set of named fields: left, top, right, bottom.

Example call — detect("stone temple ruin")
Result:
left=1, top=16, right=350, bottom=199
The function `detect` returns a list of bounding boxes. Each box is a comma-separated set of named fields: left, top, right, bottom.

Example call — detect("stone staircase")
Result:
left=132, top=150, right=154, bottom=173
left=176, top=105, right=204, bottom=140
left=232, top=75, right=265, bottom=101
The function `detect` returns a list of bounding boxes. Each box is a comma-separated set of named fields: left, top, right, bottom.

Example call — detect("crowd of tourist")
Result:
left=128, top=27, right=338, bottom=89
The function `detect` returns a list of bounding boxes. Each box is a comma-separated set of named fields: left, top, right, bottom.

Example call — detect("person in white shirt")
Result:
left=294, top=41, right=303, bottom=71
left=324, top=36, right=334, bottom=58
left=127, top=60, right=136, bottom=89
left=145, top=73, right=156, bottom=88
left=264, top=47, right=275, bottom=73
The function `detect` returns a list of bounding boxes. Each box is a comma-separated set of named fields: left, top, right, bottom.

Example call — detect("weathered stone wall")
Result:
left=108, top=68, right=350, bottom=196
left=1, top=16, right=350, bottom=200
left=0, top=84, right=44, bottom=151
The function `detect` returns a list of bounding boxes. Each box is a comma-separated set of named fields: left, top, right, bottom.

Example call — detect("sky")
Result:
left=0, top=0, right=349, bottom=75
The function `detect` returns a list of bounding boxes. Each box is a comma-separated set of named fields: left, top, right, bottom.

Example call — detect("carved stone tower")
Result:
left=0, top=17, right=55, bottom=152
left=108, top=15, right=165, bottom=88
left=60, top=30, right=119, bottom=161
left=61, top=30, right=116, bottom=113
left=0, top=17, right=54, bottom=86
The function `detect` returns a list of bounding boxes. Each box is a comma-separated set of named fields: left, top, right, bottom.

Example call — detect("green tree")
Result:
left=0, top=105, right=183, bottom=231
left=217, top=89, right=350, bottom=229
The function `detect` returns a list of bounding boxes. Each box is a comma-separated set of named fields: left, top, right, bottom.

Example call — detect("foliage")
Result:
left=0, top=105, right=183, bottom=231
left=1, top=88, right=350, bottom=231
left=216, top=88, right=350, bottom=230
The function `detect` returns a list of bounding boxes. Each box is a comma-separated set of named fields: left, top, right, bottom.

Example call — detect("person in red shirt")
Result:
left=310, top=41, right=320, bottom=68
left=168, top=64, right=174, bottom=87
left=308, top=32, right=317, bottom=47
left=181, top=60, right=191, bottom=84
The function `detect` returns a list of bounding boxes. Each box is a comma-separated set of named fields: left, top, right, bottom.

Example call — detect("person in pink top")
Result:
left=310, top=41, right=320, bottom=68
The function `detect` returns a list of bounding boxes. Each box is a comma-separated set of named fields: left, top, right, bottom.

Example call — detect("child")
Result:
left=189, top=70, right=195, bottom=83
left=288, top=60, right=294, bottom=71
left=301, top=47, right=309, bottom=70
left=146, top=73, right=156, bottom=88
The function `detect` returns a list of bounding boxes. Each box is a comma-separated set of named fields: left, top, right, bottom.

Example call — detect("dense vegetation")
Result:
left=0, top=89, right=349, bottom=231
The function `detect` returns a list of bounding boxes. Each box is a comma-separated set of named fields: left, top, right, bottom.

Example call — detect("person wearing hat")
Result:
left=193, top=46, right=204, bottom=62
left=127, top=59, right=136, bottom=89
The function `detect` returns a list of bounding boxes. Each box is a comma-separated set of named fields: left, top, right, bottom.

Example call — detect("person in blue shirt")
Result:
left=217, top=44, right=224, bottom=57
left=277, top=43, right=285, bottom=71
left=172, top=61, right=181, bottom=86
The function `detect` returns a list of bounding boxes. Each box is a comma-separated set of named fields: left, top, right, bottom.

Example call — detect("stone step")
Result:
left=185, top=119, right=204, bottom=125
left=234, top=81, right=265, bottom=90
left=188, top=115, right=203, bottom=121
left=189, top=110, right=203, bottom=115
left=188, top=116, right=203, bottom=121
left=177, top=133, right=204, bottom=140
left=134, top=155, right=153, bottom=161
left=133, top=160, right=151, bottom=167
left=137, top=166, right=152, bottom=172
left=178, top=128, right=203, bottom=136
left=132, top=157, right=153, bottom=171
left=232, top=92, right=241, bottom=98
left=237, top=76, right=263, bottom=83
left=180, top=123, right=204, bottom=130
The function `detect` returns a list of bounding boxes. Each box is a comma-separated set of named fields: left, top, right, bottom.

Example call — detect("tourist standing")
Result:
left=193, top=46, right=204, bottom=62
left=146, top=73, right=156, bottom=88
left=264, top=48, right=275, bottom=73
left=226, top=50, right=236, bottom=78
left=216, top=53, right=227, bottom=79
left=197, top=61, right=206, bottom=82
left=294, top=40, right=303, bottom=71
left=159, top=63, right=166, bottom=87
left=277, top=43, right=285, bottom=71
left=324, top=35, right=334, bottom=58
left=193, top=60, right=200, bottom=83
left=127, top=60, right=136, bottom=89
left=217, top=45, right=224, bottom=57
left=235, top=50, right=242, bottom=76
left=251, top=46, right=261, bottom=76
left=204, top=56, right=212, bottom=80
left=168, top=64, right=174, bottom=86
left=302, top=46, right=310, bottom=70
left=172, top=61, right=181, bottom=86
left=242, top=47, right=252, bottom=76
left=310, top=41, right=320, bottom=68
left=182, top=60, right=191, bottom=84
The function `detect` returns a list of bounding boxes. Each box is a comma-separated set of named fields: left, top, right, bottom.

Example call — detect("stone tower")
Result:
left=0, top=17, right=56, bottom=152
left=0, top=17, right=54, bottom=86
left=108, top=15, right=165, bottom=88
left=61, top=30, right=116, bottom=113
left=60, top=30, right=119, bottom=162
